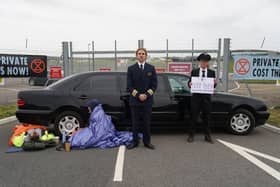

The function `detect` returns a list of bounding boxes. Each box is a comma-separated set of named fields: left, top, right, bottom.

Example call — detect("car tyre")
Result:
left=228, top=108, right=255, bottom=135
left=54, top=111, right=84, bottom=137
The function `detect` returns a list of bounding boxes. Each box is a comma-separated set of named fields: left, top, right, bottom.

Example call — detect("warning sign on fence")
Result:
left=233, top=55, right=280, bottom=80
left=0, top=54, right=47, bottom=77
left=168, top=62, right=192, bottom=74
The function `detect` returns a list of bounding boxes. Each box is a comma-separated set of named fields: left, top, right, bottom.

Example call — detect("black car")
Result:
left=16, top=72, right=269, bottom=136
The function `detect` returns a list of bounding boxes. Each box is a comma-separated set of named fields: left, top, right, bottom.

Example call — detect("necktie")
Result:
left=202, top=70, right=205, bottom=77
left=140, top=64, right=143, bottom=70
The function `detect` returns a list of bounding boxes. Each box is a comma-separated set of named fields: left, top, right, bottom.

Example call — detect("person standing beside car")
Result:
left=126, top=48, right=158, bottom=150
left=187, top=53, right=217, bottom=144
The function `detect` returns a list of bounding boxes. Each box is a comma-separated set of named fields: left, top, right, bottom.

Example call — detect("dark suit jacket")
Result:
left=188, top=68, right=217, bottom=89
left=127, top=63, right=158, bottom=107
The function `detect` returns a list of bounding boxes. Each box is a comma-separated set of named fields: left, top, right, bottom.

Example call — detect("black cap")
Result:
left=197, top=53, right=211, bottom=61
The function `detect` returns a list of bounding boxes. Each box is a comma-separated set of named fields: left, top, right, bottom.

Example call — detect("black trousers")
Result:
left=130, top=106, right=152, bottom=145
left=190, top=94, right=212, bottom=135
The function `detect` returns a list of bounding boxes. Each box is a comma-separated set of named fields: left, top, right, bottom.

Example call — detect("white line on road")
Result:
left=113, top=145, right=126, bottom=182
left=218, top=139, right=280, bottom=181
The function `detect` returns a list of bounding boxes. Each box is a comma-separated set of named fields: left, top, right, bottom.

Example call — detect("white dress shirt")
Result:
left=138, top=61, right=146, bottom=70
left=199, top=67, right=207, bottom=78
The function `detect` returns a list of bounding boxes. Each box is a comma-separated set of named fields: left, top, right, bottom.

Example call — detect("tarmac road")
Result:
left=0, top=121, right=279, bottom=187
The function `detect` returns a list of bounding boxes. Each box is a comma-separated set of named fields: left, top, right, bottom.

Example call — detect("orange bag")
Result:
left=9, top=124, right=47, bottom=146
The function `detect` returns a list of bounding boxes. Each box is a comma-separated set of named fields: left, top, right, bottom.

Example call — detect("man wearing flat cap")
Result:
left=187, top=53, right=217, bottom=143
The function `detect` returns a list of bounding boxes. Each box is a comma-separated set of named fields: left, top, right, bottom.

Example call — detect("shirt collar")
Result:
left=138, top=61, right=146, bottom=67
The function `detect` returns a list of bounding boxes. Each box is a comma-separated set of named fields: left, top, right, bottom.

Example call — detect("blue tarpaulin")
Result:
left=69, top=104, right=134, bottom=149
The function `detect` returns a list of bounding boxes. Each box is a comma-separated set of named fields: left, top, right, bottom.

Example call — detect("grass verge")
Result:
left=0, top=104, right=16, bottom=119
left=268, top=107, right=280, bottom=128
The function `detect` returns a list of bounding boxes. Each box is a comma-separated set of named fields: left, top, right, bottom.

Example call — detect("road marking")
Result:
left=113, top=145, right=126, bottom=182
left=228, top=80, right=240, bottom=92
left=218, top=139, right=280, bottom=181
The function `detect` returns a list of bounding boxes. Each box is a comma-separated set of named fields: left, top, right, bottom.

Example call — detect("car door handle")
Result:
left=79, top=95, right=88, bottom=100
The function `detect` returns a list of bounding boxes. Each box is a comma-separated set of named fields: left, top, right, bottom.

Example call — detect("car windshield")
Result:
left=167, top=74, right=190, bottom=93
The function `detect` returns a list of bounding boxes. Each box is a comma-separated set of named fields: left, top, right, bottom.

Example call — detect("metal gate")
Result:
left=61, top=38, right=231, bottom=91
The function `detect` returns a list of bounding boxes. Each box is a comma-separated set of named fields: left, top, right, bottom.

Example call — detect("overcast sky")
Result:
left=0, top=0, right=280, bottom=55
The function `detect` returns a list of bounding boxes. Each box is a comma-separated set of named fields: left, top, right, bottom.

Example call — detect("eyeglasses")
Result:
left=137, top=53, right=146, bottom=55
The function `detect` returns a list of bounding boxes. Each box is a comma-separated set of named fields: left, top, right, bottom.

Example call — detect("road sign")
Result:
left=99, top=68, right=111, bottom=72
left=168, top=62, right=192, bottom=74
left=233, top=55, right=280, bottom=80
left=155, top=68, right=165, bottom=73
left=50, top=66, right=63, bottom=79
left=0, top=54, right=47, bottom=77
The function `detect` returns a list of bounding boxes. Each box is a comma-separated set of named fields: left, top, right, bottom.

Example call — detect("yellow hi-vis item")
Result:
left=12, top=132, right=25, bottom=147
left=40, top=131, right=55, bottom=141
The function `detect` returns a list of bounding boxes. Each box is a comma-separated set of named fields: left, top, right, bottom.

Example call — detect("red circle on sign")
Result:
left=235, top=58, right=250, bottom=75
left=30, top=59, right=46, bottom=74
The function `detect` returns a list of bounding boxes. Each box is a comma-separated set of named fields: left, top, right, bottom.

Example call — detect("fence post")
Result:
left=138, top=40, right=144, bottom=48
left=69, top=41, right=73, bottom=74
left=222, top=38, right=231, bottom=92
left=92, top=41, right=95, bottom=71
left=217, top=38, right=222, bottom=82
left=166, top=39, right=169, bottom=70
left=114, top=40, right=117, bottom=71
left=62, top=41, right=70, bottom=77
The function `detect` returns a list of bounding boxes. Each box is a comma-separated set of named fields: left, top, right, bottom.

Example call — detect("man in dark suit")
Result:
left=126, top=48, right=158, bottom=150
left=188, top=53, right=217, bottom=144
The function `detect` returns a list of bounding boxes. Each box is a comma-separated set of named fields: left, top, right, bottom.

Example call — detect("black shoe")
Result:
left=187, top=135, right=194, bottom=143
left=127, top=143, right=138, bottom=150
left=205, top=135, right=214, bottom=144
left=144, top=143, right=155, bottom=150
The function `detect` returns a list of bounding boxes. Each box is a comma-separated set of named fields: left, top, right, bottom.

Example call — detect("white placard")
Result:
left=191, top=77, right=214, bottom=94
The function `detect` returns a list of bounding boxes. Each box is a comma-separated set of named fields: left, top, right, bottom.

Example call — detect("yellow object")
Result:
left=147, top=89, right=154, bottom=95
left=12, top=132, right=25, bottom=147
left=0, top=77, right=4, bottom=86
left=132, top=89, right=138, bottom=97
left=40, top=132, right=55, bottom=141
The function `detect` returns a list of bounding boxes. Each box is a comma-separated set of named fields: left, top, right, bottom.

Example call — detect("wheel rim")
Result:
left=58, top=115, right=80, bottom=136
left=230, top=113, right=251, bottom=133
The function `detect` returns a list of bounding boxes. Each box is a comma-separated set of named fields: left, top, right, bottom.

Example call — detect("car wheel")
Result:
left=228, top=109, right=255, bottom=135
left=29, top=79, right=35, bottom=86
left=54, top=111, right=84, bottom=136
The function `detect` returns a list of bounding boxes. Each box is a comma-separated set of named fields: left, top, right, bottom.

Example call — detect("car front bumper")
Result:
left=255, top=111, right=270, bottom=126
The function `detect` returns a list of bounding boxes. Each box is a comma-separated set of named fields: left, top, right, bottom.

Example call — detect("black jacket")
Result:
left=188, top=68, right=217, bottom=89
left=127, top=63, right=158, bottom=107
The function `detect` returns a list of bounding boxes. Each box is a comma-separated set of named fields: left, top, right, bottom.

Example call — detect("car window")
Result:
left=92, top=75, right=118, bottom=92
left=75, top=74, right=118, bottom=92
left=167, top=74, right=190, bottom=93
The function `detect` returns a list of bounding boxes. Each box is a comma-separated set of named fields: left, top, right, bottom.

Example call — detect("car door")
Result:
left=119, top=73, right=175, bottom=125
left=72, top=73, right=122, bottom=122
left=166, top=74, right=191, bottom=122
